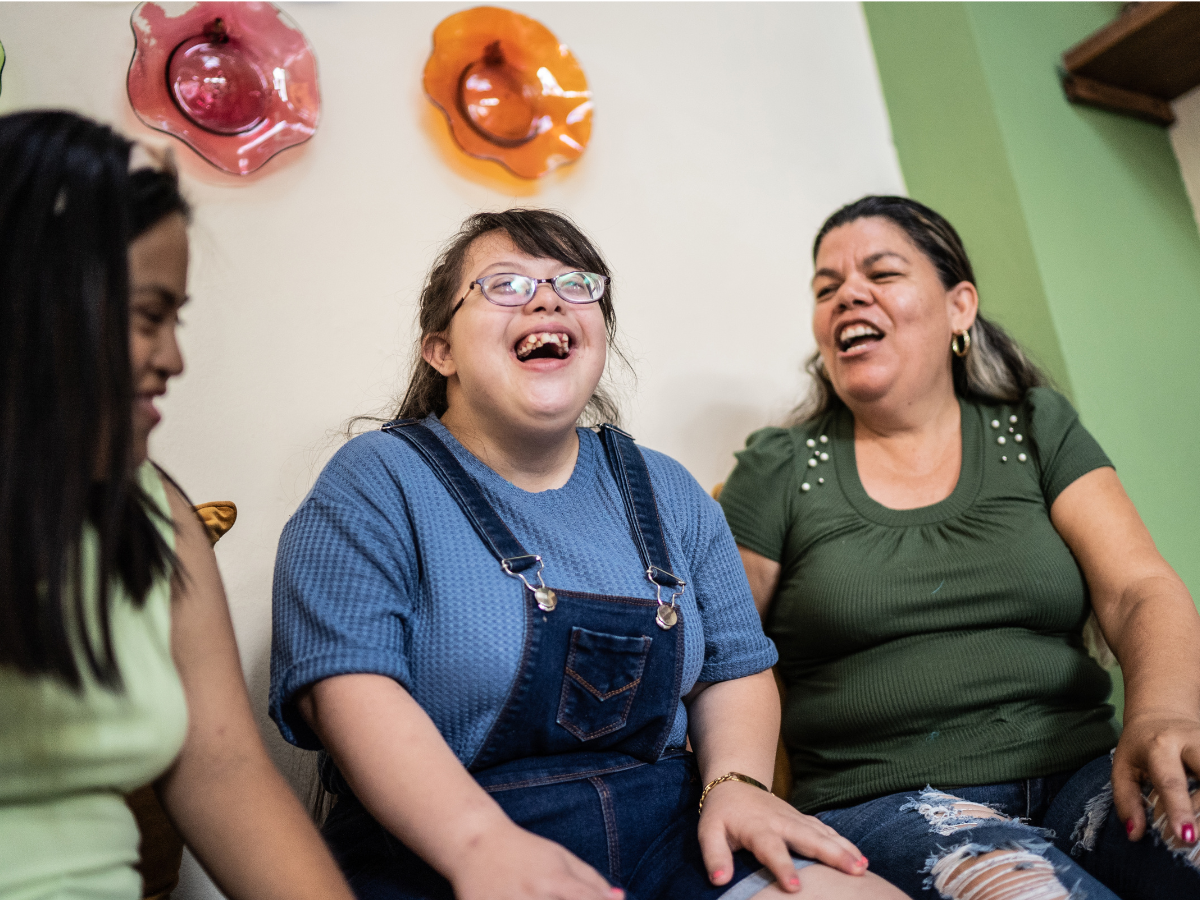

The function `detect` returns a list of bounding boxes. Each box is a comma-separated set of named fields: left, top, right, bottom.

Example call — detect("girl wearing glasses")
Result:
left=269, top=210, right=904, bottom=900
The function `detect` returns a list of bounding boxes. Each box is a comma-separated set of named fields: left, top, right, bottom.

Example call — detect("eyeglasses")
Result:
left=455, top=271, right=610, bottom=313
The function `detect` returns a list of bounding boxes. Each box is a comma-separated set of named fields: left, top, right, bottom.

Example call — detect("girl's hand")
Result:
left=1113, top=710, right=1200, bottom=846
left=697, top=781, right=868, bottom=891
left=447, top=821, right=623, bottom=900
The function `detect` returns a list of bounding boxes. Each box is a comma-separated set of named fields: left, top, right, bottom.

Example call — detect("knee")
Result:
left=928, top=844, right=1070, bottom=900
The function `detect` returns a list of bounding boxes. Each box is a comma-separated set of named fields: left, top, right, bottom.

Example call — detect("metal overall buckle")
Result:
left=501, top=555, right=557, bottom=612
left=646, top=566, right=685, bottom=630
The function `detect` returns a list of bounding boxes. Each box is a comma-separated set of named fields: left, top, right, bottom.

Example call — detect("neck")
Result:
left=844, top=371, right=960, bottom=441
left=439, top=403, right=580, bottom=492
left=845, top=380, right=964, bottom=510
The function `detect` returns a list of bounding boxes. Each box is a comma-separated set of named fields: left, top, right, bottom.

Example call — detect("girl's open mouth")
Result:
left=515, top=332, right=571, bottom=362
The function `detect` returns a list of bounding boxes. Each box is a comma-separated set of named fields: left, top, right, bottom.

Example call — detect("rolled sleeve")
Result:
left=269, top=442, right=419, bottom=749
left=643, top=450, right=778, bottom=684
left=692, top=498, right=778, bottom=683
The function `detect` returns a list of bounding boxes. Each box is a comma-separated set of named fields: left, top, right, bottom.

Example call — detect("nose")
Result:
left=525, top=280, right=566, bottom=313
left=836, top=274, right=874, bottom=310
left=156, top=324, right=185, bottom=379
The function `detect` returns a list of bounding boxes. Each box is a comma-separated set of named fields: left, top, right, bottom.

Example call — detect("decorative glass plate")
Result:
left=424, top=7, right=592, bottom=179
left=128, top=2, right=320, bottom=175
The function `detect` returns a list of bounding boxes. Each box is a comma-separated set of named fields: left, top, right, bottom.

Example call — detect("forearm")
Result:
left=1103, top=572, right=1200, bottom=722
left=304, top=674, right=513, bottom=880
left=159, top=741, right=349, bottom=900
left=686, top=669, right=780, bottom=787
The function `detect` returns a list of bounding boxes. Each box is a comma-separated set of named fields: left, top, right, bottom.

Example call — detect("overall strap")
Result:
left=381, top=420, right=540, bottom=575
left=597, top=425, right=683, bottom=593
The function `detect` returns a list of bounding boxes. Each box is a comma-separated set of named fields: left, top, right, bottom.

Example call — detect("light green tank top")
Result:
left=0, top=464, right=188, bottom=900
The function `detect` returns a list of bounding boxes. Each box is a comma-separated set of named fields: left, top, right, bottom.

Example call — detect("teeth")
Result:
left=837, top=323, right=882, bottom=349
left=516, top=332, right=570, bottom=360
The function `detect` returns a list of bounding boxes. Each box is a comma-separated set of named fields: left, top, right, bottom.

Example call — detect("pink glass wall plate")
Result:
left=128, top=2, right=320, bottom=175
left=424, top=7, right=593, bottom=180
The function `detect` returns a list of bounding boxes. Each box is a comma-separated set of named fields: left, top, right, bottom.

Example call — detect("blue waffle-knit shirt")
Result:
left=270, top=416, right=776, bottom=764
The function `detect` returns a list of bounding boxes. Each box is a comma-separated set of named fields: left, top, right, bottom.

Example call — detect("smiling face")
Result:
left=127, top=212, right=188, bottom=465
left=811, top=216, right=977, bottom=410
left=424, top=230, right=608, bottom=438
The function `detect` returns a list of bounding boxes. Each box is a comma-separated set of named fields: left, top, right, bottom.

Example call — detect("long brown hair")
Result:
left=393, top=208, right=628, bottom=427
left=791, top=195, right=1047, bottom=424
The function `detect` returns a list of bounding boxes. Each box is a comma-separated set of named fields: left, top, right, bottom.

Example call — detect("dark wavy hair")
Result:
left=0, top=110, right=190, bottom=690
left=393, top=208, right=627, bottom=427
left=791, top=195, right=1047, bottom=423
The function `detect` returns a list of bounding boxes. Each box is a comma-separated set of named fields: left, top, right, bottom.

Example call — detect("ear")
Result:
left=947, top=281, right=979, bottom=334
left=422, top=332, right=457, bottom=378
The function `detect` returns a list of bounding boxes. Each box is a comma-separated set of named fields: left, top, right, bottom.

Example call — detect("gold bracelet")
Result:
left=698, top=772, right=769, bottom=813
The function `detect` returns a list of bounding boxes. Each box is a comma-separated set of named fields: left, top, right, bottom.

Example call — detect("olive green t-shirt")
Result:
left=719, top=388, right=1120, bottom=813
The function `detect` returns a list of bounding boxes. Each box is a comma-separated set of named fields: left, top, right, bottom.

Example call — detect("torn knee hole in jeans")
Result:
left=902, top=788, right=1017, bottom=836
left=924, top=841, right=1075, bottom=900
left=1143, top=777, right=1200, bottom=870
left=1072, top=775, right=1200, bottom=871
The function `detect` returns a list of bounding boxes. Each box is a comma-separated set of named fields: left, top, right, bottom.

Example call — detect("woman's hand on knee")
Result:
left=1113, top=712, right=1200, bottom=846
left=446, top=821, right=622, bottom=900
left=697, top=781, right=868, bottom=891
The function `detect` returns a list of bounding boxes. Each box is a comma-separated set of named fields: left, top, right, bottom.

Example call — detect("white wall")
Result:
left=0, top=2, right=903, bottom=896
left=1171, top=83, right=1200, bottom=236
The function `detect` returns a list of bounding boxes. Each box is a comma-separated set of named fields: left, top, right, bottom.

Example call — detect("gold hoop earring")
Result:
left=951, top=331, right=971, bottom=358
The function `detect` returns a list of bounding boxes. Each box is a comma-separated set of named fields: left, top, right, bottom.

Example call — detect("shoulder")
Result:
left=1016, top=387, right=1090, bottom=456
left=636, top=442, right=711, bottom=501
left=734, top=424, right=818, bottom=472
left=1023, top=386, right=1080, bottom=424
left=303, top=429, right=437, bottom=509
left=723, top=423, right=822, bottom=493
left=151, top=465, right=220, bottom=589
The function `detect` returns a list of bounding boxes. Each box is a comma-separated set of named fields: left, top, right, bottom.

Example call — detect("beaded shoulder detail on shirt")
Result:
left=783, top=412, right=839, bottom=495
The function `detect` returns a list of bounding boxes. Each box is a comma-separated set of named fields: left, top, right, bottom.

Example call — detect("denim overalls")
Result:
left=321, top=422, right=764, bottom=899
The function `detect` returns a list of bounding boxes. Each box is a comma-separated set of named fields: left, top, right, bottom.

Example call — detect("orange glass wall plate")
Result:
left=424, top=7, right=592, bottom=180
left=128, top=2, right=320, bottom=176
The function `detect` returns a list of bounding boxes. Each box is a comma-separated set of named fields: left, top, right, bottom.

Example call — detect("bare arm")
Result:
left=1051, top=467, right=1200, bottom=843
left=686, top=672, right=881, bottom=894
left=738, top=547, right=782, bottom=623
left=298, top=674, right=619, bottom=900
left=155, top=478, right=352, bottom=900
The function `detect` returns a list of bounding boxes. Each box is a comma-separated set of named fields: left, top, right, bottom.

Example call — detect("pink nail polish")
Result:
left=1184, top=822, right=1197, bottom=844
left=711, top=871, right=724, bottom=881
left=789, top=876, right=800, bottom=887
left=1126, top=819, right=1135, bottom=836
left=859, top=855, right=869, bottom=866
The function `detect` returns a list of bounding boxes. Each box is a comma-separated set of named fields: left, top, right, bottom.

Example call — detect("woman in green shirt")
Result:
left=718, top=196, right=1200, bottom=899
left=0, top=111, right=353, bottom=900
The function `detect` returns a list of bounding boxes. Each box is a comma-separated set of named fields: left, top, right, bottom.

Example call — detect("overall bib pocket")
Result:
left=557, top=626, right=652, bottom=741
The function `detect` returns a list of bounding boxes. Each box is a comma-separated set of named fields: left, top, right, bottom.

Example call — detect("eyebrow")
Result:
left=811, top=251, right=910, bottom=284
left=476, top=260, right=574, bottom=276
left=132, top=285, right=189, bottom=308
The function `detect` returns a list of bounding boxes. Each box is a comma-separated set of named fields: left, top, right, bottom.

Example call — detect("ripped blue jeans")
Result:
left=816, top=755, right=1199, bottom=899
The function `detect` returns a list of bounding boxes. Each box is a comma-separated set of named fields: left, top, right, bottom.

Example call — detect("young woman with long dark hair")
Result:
left=0, top=110, right=353, bottom=900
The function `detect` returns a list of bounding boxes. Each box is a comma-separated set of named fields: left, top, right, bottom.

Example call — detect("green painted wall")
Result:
left=863, top=2, right=1075, bottom=396
left=865, top=2, right=1200, bottom=713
